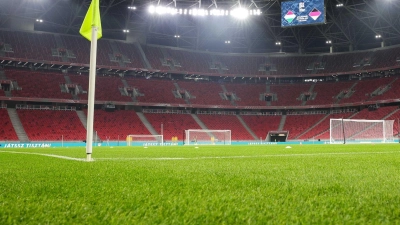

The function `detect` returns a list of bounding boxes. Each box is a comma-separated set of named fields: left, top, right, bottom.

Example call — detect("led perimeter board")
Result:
left=281, top=0, right=325, bottom=27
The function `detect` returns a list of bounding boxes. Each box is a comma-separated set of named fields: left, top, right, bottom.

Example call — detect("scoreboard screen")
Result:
left=281, top=0, right=325, bottom=27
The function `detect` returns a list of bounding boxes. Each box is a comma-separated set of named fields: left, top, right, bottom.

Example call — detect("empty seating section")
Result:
left=0, top=31, right=56, bottom=60
left=215, top=55, right=263, bottom=75
left=270, top=83, right=311, bottom=106
left=224, top=83, right=266, bottom=106
left=59, top=35, right=90, bottom=64
left=283, top=114, right=326, bottom=140
left=125, top=78, right=185, bottom=104
left=90, top=110, right=150, bottom=140
left=17, top=110, right=86, bottom=141
left=0, top=109, right=18, bottom=141
left=69, top=74, right=132, bottom=102
left=351, top=106, right=398, bottom=120
left=271, top=56, right=317, bottom=75
left=115, top=42, right=144, bottom=68
left=241, top=115, right=281, bottom=139
left=165, top=49, right=211, bottom=73
left=0, top=89, right=4, bottom=96
left=340, top=77, right=394, bottom=104
left=309, top=81, right=354, bottom=105
left=96, top=40, right=119, bottom=67
left=197, top=114, right=254, bottom=140
left=372, top=78, right=400, bottom=101
left=298, top=112, right=354, bottom=140
left=177, top=81, right=230, bottom=106
left=141, top=46, right=165, bottom=70
left=144, top=113, right=201, bottom=141
left=5, top=69, right=72, bottom=99
left=369, top=47, right=400, bottom=70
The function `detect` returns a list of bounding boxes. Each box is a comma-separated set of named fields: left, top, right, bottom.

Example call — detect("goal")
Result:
left=126, top=135, right=163, bottom=146
left=185, top=129, right=231, bottom=145
left=330, top=119, right=394, bottom=144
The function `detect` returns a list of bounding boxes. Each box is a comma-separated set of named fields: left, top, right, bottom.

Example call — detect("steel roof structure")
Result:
left=0, top=0, right=400, bottom=54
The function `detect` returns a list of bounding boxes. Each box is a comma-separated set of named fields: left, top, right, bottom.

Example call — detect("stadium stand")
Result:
left=0, top=108, right=19, bottom=141
left=17, top=109, right=86, bottom=141
left=5, top=69, right=72, bottom=99
left=283, top=114, right=327, bottom=140
left=270, top=83, right=312, bottom=106
left=197, top=114, right=255, bottom=140
left=241, top=114, right=282, bottom=140
left=224, top=83, right=267, bottom=106
left=69, top=74, right=132, bottom=102
left=308, top=81, right=355, bottom=105
left=114, top=42, right=145, bottom=68
left=91, top=110, right=151, bottom=140
left=144, top=113, right=201, bottom=141
left=177, top=80, right=231, bottom=106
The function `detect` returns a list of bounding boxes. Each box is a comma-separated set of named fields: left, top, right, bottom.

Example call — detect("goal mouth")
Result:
left=126, top=135, right=164, bottom=146
left=330, top=119, right=394, bottom=144
left=185, top=129, right=231, bottom=145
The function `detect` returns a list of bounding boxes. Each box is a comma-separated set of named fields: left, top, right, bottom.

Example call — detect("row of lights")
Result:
left=148, top=6, right=262, bottom=19
left=336, top=3, right=344, bottom=7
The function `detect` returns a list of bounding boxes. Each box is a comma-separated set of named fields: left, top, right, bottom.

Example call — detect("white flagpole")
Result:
left=86, top=26, right=98, bottom=162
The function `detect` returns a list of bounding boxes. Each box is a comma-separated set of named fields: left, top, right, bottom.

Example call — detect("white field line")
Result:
left=0, top=150, right=86, bottom=161
left=1, top=150, right=400, bottom=162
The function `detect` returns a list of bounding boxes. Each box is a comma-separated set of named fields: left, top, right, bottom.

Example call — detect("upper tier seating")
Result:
left=224, top=83, right=267, bottom=106
left=177, top=81, right=231, bottom=106
left=270, top=83, right=312, bottom=106
left=164, top=48, right=211, bottom=73
left=0, top=109, right=19, bottom=141
left=197, top=114, right=255, bottom=140
left=114, top=42, right=145, bottom=68
left=308, top=81, right=355, bottom=105
left=241, top=114, right=282, bottom=139
left=5, top=69, right=72, bottom=99
left=125, top=77, right=185, bottom=104
left=69, top=74, right=132, bottom=102
left=90, top=110, right=150, bottom=140
left=144, top=113, right=201, bottom=141
left=340, top=77, right=395, bottom=104
left=17, top=110, right=86, bottom=141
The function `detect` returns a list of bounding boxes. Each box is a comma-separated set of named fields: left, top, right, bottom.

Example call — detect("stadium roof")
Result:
left=1, top=0, right=400, bottom=54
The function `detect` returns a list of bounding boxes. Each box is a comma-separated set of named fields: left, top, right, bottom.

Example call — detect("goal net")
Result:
left=185, top=129, right=231, bottom=145
left=126, top=135, right=163, bottom=146
left=330, top=119, right=394, bottom=144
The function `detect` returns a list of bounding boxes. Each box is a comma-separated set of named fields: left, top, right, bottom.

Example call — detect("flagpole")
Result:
left=86, top=26, right=98, bottom=162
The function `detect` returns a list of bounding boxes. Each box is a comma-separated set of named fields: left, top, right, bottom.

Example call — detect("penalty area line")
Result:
left=0, top=150, right=86, bottom=161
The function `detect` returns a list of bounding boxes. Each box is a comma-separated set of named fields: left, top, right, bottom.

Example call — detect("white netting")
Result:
left=126, top=135, right=163, bottom=146
left=185, top=129, right=231, bottom=145
left=330, top=119, right=394, bottom=144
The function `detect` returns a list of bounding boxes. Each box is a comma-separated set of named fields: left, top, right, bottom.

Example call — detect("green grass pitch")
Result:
left=1, top=144, right=400, bottom=224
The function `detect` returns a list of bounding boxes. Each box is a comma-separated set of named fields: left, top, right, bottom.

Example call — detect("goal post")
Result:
left=126, top=135, right=163, bottom=146
left=330, top=119, right=394, bottom=144
left=185, top=129, right=231, bottom=145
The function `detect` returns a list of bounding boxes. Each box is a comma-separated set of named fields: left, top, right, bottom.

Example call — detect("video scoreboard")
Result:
left=281, top=0, right=325, bottom=27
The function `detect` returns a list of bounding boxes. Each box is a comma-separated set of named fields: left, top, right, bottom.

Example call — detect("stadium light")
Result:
left=336, top=3, right=344, bottom=7
left=375, top=34, right=382, bottom=39
left=174, top=35, right=180, bottom=38
left=128, top=6, right=136, bottom=10
left=230, top=7, right=249, bottom=20
left=225, top=40, right=230, bottom=44
left=275, top=41, right=281, bottom=46
left=123, top=29, right=130, bottom=33
left=36, top=19, right=43, bottom=23
left=326, top=40, right=332, bottom=44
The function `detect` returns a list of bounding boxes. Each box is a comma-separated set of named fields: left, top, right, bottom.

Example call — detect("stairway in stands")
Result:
left=76, top=110, right=101, bottom=142
left=7, top=108, right=29, bottom=142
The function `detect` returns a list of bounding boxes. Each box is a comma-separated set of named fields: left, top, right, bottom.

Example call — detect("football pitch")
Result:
left=1, top=144, right=400, bottom=224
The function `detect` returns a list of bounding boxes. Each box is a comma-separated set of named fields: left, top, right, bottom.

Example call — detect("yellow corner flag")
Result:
left=80, top=0, right=102, bottom=41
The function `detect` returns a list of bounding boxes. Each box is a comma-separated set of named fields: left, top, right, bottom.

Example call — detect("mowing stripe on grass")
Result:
left=1, top=150, right=399, bottom=162
left=96, top=150, right=400, bottom=161
left=0, top=150, right=86, bottom=161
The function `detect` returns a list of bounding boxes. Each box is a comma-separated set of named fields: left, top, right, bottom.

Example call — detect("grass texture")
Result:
left=1, top=144, right=400, bottom=224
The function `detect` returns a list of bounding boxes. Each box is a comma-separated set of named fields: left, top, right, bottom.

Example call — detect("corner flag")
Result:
left=80, top=0, right=102, bottom=41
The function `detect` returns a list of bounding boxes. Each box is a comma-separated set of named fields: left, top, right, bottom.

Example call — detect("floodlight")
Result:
left=225, top=40, right=230, bottom=44
left=326, top=40, right=332, bottom=44
left=123, top=29, right=130, bottom=33
left=275, top=41, right=281, bottom=46
left=231, top=7, right=249, bottom=19
left=375, top=34, right=382, bottom=39
left=36, top=19, right=43, bottom=23
left=128, top=6, right=136, bottom=10
left=148, top=5, right=156, bottom=14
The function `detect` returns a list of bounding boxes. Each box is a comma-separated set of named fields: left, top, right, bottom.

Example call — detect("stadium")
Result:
left=1, top=0, right=400, bottom=223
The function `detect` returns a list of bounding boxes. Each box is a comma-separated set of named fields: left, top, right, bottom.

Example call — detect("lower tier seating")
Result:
left=17, top=110, right=86, bottom=141
left=0, top=109, right=19, bottom=141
